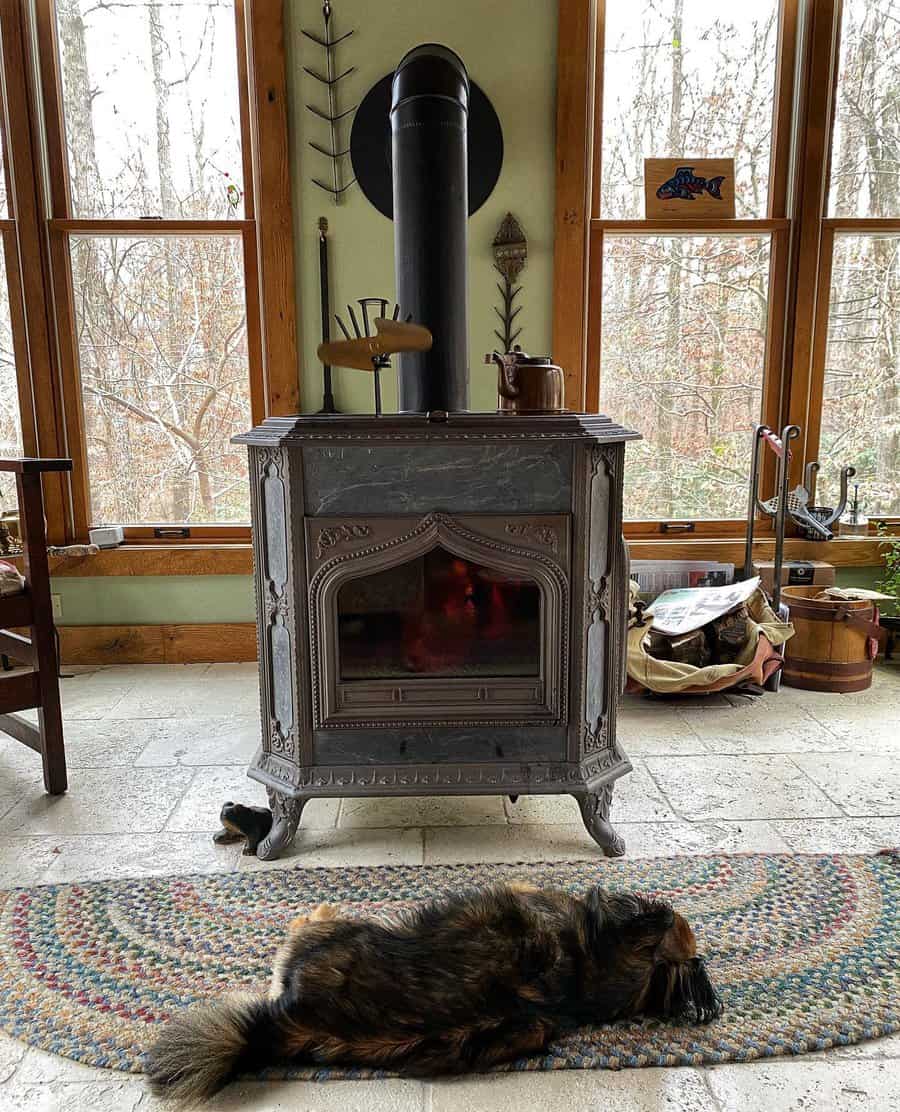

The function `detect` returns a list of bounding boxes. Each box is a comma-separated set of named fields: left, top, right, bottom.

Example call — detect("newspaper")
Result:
left=630, top=560, right=734, bottom=595
left=647, top=577, right=761, bottom=636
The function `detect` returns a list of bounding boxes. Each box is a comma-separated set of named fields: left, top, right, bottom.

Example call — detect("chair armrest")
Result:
left=0, top=458, right=73, bottom=474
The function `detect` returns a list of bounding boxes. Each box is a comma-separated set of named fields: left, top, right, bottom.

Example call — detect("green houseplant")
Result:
left=876, top=527, right=900, bottom=661
left=877, top=525, right=900, bottom=618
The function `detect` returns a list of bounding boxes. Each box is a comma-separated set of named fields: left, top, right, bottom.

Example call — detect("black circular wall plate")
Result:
left=350, top=73, right=504, bottom=219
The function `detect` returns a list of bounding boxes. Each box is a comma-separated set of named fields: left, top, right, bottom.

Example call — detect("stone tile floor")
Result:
left=0, top=660, right=898, bottom=1110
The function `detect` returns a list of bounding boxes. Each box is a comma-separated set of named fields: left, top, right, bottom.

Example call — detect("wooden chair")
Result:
left=0, top=457, right=72, bottom=794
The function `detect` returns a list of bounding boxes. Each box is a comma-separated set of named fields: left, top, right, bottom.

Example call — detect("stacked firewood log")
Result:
left=647, top=605, right=749, bottom=668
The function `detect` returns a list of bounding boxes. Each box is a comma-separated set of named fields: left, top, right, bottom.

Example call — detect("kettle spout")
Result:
left=485, top=351, right=520, bottom=399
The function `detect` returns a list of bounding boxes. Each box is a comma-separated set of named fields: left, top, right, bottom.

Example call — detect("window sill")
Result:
left=627, top=536, right=892, bottom=568
left=6, top=536, right=891, bottom=579
left=42, top=544, right=254, bottom=577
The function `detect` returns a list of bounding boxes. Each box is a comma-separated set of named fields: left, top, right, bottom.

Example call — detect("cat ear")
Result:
left=583, top=890, right=676, bottom=950
left=617, top=896, right=675, bottom=949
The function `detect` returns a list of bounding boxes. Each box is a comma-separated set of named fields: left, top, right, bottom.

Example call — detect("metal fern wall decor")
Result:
left=302, top=1, right=356, bottom=202
left=492, top=212, right=527, bottom=350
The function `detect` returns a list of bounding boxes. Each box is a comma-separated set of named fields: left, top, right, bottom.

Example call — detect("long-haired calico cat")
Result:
left=146, top=881, right=722, bottom=1104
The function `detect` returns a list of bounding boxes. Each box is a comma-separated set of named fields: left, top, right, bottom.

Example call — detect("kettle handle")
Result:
left=486, top=351, right=520, bottom=399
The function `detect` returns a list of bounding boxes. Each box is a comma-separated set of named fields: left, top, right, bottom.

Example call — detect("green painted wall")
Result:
left=51, top=566, right=888, bottom=627
left=285, top=0, right=560, bottom=414
left=53, top=576, right=255, bottom=625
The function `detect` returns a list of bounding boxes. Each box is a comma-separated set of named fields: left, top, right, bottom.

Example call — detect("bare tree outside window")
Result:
left=71, top=234, right=250, bottom=524
left=54, top=0, right=250, bottom=526
left=820, top=234, right=900, bottom=518
left=597, top=1, right=778, bottom=522
left=599, top=235, right=769, bottom=521
left=830, top=0, right=900, bottom=220
left=601, top=0, right=778, bottom=219
left=56, top=0, right=243, bottom=220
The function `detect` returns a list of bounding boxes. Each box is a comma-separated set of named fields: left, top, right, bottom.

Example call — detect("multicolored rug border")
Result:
left=0, top=852, right=896, bottom=1079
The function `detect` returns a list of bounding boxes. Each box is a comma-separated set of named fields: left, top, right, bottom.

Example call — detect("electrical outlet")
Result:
left=51, top=594, right=62, bottom=621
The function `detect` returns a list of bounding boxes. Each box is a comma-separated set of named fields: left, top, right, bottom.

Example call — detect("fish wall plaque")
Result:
left=644, top=158, right=735, bottom=219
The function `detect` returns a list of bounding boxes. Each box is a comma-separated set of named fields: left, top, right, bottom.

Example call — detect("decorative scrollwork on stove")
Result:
left=315, top=522, right=372, bottom=560
left=504, top=521, right=559, bottom=554
left=256, top=750, right=300, bottom=788
left=590, top=444, right=617, bottom=482
left=585, top=576, right=609, bottom=625
left=576, top=783, right=626, bottom=856
left=256, top=446, right=283, bottom=473
left=581, top=714, right=609, bottom=756
left=264, top=582, right=291, bottom=622
left=580, top=747, right=626, bottom=781
left=270, top=721, right=296, bottom=759
left=253, top=759, right=590, bottom=793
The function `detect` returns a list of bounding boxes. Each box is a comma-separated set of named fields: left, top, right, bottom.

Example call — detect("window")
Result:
left=600, top=3, right=780, bottom=220
left=0, top=248, right=22, bottom=458
left=70, top=234, right=252, bottom=525
left=599, top=234, right=771, bottom=521
left=819, top=233, right=900, bottom=517
left=40, top=0, right=260, bottom=537
left=0, top=119, right=17, bottom=454
left=55, top=0, right=244, bottom=222
left=586, top=0, right=789, bottom=530
left=558, top=0, right=900, bottom=537
left=0, top=0, right=298, bottom=545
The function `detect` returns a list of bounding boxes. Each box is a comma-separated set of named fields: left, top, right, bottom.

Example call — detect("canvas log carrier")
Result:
left=781, top=586, right=886, bottom=693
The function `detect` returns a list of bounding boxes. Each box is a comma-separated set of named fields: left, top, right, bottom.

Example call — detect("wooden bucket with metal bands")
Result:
left=781, top=586, right=884, bottom=693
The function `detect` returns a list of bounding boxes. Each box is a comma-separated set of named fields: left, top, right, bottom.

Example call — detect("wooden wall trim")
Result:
left=0, top=0, right=70, bottom=542
left=11, top=545, right=253, bottom=577
left=58, top=623, right=258, bottom=664
left=245, top=0, right=300, bottom=416
left=552, top=0, right=597, bottom=411
left=783, top=0, right=841, bottom=478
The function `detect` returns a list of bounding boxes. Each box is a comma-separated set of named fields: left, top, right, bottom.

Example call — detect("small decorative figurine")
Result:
left=213, top=802, right=274, bottom=857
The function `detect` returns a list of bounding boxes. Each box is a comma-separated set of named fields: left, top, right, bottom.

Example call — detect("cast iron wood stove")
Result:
left=234, top=46, right=640, bottom=860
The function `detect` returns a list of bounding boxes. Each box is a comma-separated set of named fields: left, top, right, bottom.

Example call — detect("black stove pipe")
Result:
left=391, top=44, right=469, bottom=412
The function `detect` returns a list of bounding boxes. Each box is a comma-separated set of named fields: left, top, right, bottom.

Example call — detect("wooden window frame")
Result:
left=554, top=0, right=804, bottom=539
left=0, top=0, right=69, bottom=542
left=785, top=0, right=900, bottom=528
left=15, top=0, right=299, bottom=545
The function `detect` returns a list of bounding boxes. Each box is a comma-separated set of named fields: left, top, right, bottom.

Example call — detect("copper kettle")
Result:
left=485, top=346, right=566, bottom=413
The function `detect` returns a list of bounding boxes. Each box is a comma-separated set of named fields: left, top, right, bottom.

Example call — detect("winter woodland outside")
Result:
left=598, top=0, right=900, bottom=522
left=0, top=0, right=897, bottom=530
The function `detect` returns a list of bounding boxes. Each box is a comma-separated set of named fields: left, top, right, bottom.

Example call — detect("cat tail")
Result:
left=145, top=993, right=296, bottom=1107
left=706, top=176, right=725, bottom=199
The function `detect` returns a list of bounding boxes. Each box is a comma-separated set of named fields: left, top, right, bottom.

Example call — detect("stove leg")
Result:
left=258, top=790, right=306, bottom=861
left=575, top=785, right=626, bottom=858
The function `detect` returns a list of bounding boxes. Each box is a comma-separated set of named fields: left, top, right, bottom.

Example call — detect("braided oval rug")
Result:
left=0, top=853, right=897, bottom=1079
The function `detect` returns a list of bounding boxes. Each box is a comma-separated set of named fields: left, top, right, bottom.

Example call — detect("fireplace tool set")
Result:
left=745, top=424, right=859, bottom=609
